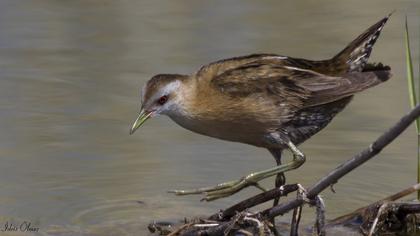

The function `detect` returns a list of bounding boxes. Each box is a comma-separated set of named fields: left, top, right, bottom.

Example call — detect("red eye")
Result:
left=157, top=95, right=168, bottom=105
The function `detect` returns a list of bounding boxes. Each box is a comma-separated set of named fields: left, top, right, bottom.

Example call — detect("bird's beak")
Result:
left=130, top=109, right=153, bottom=135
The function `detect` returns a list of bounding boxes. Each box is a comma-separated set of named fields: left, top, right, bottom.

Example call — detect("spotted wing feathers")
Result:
left=211, top=63, right=391, bottom=108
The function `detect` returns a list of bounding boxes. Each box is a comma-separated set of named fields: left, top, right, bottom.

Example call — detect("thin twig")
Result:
left=290, top=205, right=302, bottom=236
left=314, top=195, right=326, bottom=236
left=243, top=214, right=265, bottom=236
left=290, top=185, right=307, bottom=236
left=368, top=203, right=389, bottom=236
left=167, top=222, right=195, bottom=236
left=328, top=183, right=420, bottom=225
left=209, top=184, right=299, bottom=221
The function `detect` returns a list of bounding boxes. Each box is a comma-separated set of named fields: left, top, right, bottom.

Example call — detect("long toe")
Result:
left=168, top=179, right=242, bottom=196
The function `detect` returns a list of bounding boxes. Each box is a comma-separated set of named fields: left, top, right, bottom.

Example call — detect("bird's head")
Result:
left=130, top=74, right=188, bottom=135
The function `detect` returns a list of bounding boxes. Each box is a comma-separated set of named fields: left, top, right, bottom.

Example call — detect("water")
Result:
left=0, top=0, right=419, bottom=235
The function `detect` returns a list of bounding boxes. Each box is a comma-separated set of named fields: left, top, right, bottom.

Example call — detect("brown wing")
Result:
left=195, top=53, right=349, bottom=82
left=196, top=53, right=288, bottom=79
left=211, top=62, right=391, bottom=109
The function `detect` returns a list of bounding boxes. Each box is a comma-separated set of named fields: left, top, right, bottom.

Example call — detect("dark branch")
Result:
left=327, top=183, right=420, bottom=226
left=290, top=205, right=302, bottom=236
left=209, top=184, right=299, bottom=221
left=398, top=204, right=420, bottom=216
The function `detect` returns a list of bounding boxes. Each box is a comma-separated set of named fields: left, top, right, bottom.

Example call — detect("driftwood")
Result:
left=327, top=183, right=420, bottom=236
left=148, top=104, right=420, bottom=236
left=149, top=185, right=420, bottom=235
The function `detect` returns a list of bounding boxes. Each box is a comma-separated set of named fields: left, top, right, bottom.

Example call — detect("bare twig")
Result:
left=290, top=205, right=302, bottom=236
left=209, top=184, right=299, bottom=221
left=167, top=222, right=195, bottom=236
left=328, top=183, right=420, bottom=225
left=314, top=195, right=326, bottom=236
left=368, top=202, right=389, bottom=236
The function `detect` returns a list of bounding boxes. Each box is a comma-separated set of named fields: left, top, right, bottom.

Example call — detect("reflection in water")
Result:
left=0, top=1, right=419, bottom=235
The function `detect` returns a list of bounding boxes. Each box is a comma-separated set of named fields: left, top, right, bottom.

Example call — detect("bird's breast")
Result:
left=168, top=112, right=274, bottom=147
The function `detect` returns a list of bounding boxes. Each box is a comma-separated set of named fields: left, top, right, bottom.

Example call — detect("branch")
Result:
left=262, top=104, right=420, bottom=219
left=209, top=184, right=299, bottom=221
left=328, top=183, right=420, bottom=225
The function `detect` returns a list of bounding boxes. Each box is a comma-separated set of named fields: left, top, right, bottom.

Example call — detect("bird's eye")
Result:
left=157, top=95, right=168, bottom=105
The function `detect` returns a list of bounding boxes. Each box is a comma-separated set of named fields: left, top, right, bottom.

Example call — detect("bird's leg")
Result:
left=269, top=148, right=286, bottom=206
left=169, top=140, right=305, bottom=201
left=268, top=148, right=285, bottom=236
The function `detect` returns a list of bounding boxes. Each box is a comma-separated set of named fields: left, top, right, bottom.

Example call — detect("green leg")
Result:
left=169, top=140, right=306, bottom=201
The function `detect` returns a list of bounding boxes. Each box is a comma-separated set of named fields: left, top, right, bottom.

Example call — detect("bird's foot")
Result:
left=169, top=173, right=269, bottom=201
left=169, top=140, right=305, bottom=201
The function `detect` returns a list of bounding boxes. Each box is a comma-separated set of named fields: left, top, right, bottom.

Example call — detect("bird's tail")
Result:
left=332, top=13, right=392, bottom=73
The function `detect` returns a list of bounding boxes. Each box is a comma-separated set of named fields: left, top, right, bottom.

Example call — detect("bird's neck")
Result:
left=166, top=74, right=222, bottom=122
left=165, top=76, right=200, bottom=119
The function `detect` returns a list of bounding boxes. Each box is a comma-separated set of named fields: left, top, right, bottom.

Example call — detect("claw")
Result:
left=167, top=189, right=189, bottom=195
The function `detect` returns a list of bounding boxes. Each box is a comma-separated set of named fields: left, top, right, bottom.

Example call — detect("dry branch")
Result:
left=209, top=184, right=299, bottom=221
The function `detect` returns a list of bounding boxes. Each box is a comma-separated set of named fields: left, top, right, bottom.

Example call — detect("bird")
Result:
left=130, top=14, right=392, bottom=202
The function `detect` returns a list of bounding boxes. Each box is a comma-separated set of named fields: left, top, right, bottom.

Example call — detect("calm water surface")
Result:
left=0, top=1, right=419, bottom=235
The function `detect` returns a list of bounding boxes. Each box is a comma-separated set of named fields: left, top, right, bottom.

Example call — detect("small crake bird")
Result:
left=130, top=15, right=392, bottom=201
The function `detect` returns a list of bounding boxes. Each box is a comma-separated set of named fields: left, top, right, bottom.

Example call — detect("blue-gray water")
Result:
left=0, top=1, right=419, bottom=235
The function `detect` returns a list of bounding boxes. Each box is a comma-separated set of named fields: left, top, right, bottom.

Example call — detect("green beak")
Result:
left=130, top=109, right=152, bottom=135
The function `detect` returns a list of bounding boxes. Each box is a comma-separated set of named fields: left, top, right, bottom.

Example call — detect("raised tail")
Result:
left=332, top=13, right=392, bottom=72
